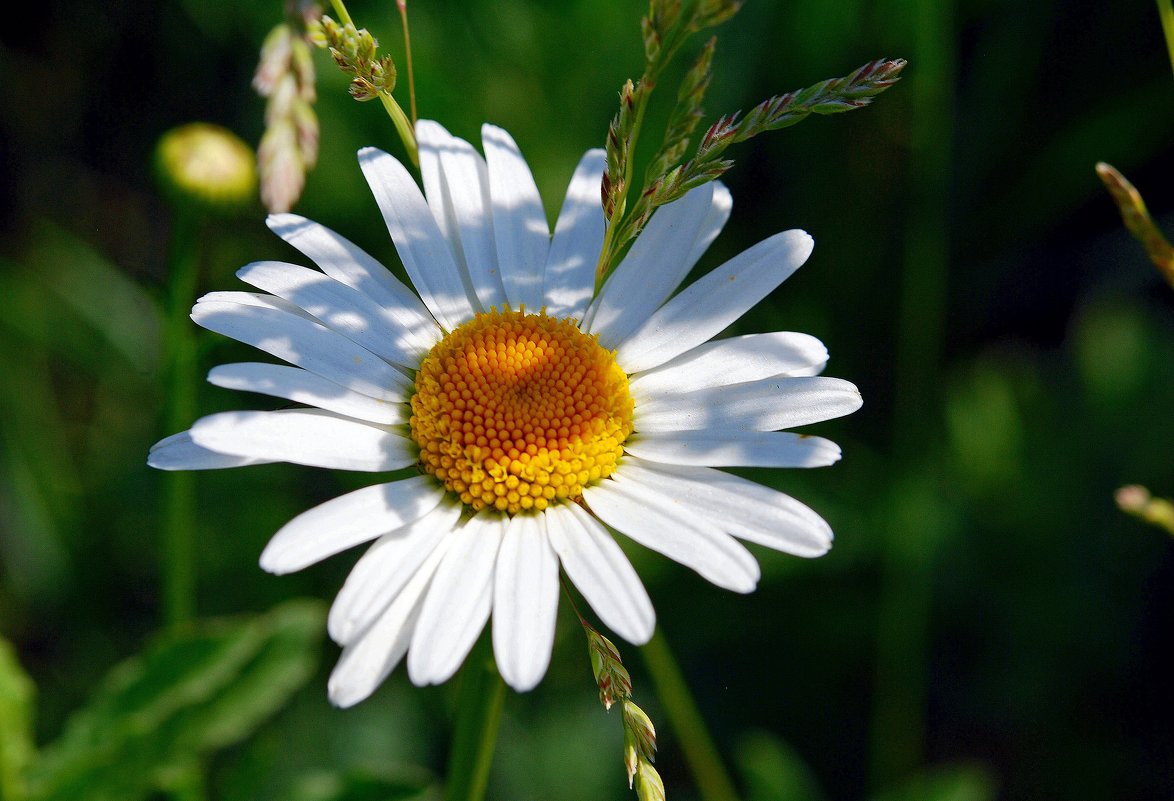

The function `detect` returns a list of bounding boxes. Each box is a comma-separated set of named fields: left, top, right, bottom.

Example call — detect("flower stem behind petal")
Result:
left=444, top=634, right=507, bottom=801
left=640, top=628, right=739, bottom=801
left=380, top=93, right=420, bottom=168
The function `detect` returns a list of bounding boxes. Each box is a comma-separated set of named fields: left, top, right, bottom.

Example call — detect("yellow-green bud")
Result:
left=634, top=762, right=666, bottom=801
left=622, top=699, right=657, bottom=761
left=154, top=123, right=256, bottom=211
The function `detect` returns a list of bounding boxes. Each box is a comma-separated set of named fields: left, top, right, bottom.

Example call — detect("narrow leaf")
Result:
left=0, top=637, right=37, bottom=801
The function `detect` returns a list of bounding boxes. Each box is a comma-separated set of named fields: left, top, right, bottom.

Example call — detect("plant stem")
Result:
left=870, top=0, right=954, bottom=789
left=398, top=0, right=418, bottom=126
left=161, top=206, right=200, bottom=628
left=380, top=92, right=420, bottom=168
left=444, top=635, right=507, bottom=801
left=641, top=628, right=739, bottom=801
left=328, top=0, right=354, bottom=27
left=596, top=12, right=695, bottom=285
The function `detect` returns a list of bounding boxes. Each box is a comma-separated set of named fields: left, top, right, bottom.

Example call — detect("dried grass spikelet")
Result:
left=254, top=19, right=319, bottom=213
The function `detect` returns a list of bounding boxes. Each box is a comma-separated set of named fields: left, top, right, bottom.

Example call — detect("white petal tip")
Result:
left=266, top=211, right=303, bottom=228
left=326, top=679, right=369, bottom=709
left=257, top=549, right=291, bottom=576
left=357, top=146, right=389, bottom=164
left=405, top=661, right=433, bottom=687
left=502, top=671, right=543, bottom=693
left=625, top=620, right=656, bottom=647
left=415, top=119, right=448, bottom=138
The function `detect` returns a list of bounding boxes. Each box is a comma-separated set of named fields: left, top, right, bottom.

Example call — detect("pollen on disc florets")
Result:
left=410, top=308, right=634, bottom=515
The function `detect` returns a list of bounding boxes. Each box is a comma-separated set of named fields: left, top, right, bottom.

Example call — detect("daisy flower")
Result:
left=149, top=120, right=862, bottom=706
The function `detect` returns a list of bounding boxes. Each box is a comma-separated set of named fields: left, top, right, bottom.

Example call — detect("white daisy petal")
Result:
left=629, top=332, right=829, bottom=400
left=483, top=124, right=549, bottom=311
left=583, top=478, right=760, bottom=593
left=416, top=120, right=451, bottom=243
left=684, top=182, right=733, bottom=270
left=615, top=229, right=815, bottom=373
left=407, top=513, right=504, bottom=686
left=152, top=123, right=863, bottom=703
left=585, top=182, right=718, bottom=348
left=265, top=213, right=441, bottom=354
left=545, top=502, right=655, bottom=645
left=624, top=431, right=842, bottom=468
left=147, top=431, right=275, bottom=470
left=189, top=409, right=414, bottom=472
left=196, top=290, right=317, bottom=321
left=417, top=120, right=507, bottom=312
left=328, top=537, right=452, bottom=708
left=616, top=459, right=833, bottom=557
left=259, top=476, right=445, bottom=575
left=191, top=300, right=406, bottom=402
left=236, top=261, right=424, bottom=369
left=359, top=147, right=476, bottom=330
left=543, top=149, right=606, bottom=319
left=328, top=500, right=463, bottom=645
left=207, top=362, right=405, bottom=425
left=634, top=375, right=863, bottom=433
left=492, top=513, right=560, bottom=692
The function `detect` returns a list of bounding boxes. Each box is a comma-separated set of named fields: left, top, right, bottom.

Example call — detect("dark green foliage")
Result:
left=24, top=601, right=325, bottom=801
left=0, top=1, right=1171, bottom=800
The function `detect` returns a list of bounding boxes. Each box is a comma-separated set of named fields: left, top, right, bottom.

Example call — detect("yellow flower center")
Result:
left=410, top=308, right=634, bottom=515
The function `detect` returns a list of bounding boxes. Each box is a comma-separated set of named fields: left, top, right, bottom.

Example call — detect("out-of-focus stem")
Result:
left=870, top=0, right=955, bottom=789
left=444, top=635, right=506, bottom=801
left=641, top=628, right=739, bottom=801
left=161, top=207, right=200, bottom=628
left=329, top=0, right=354, bottom=27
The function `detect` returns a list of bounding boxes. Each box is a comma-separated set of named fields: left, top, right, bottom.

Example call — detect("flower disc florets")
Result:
left=410, top=308, right=634, bottom=515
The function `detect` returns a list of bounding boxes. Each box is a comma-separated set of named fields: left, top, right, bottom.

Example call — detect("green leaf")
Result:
left=0, top=637, right=37, bottom=801
left=27, top=600, right=325, bottom=801
left=735, top=730, right=825, bottom=801
left=868, top=764, right=997, bottom=801
left=287, top=768, right=434, bottom=801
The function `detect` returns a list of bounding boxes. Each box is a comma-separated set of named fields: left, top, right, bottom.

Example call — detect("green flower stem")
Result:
left=444, top=635, right=507, bottom=801
left=326, top=0, right=419, bottom=167
left=397, top=0, right=418, bottom=126
left=161, top=206, right=201, bottom=628
left=379, top=91, right=420, bottom=168
left=328, top=0, right=354, bottom=27
left=1159, top=0, right=1174, bottom=76
left=641, top=627, right=739, bottom=801
left=870, top=0, right=954, bottom=789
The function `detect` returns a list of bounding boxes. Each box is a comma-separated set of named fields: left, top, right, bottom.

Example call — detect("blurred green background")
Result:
left=1, top=1, right=1172, bottom=800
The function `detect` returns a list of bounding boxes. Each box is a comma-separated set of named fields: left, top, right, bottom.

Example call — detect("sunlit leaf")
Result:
left=0, top=637, right=37, bottom=801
